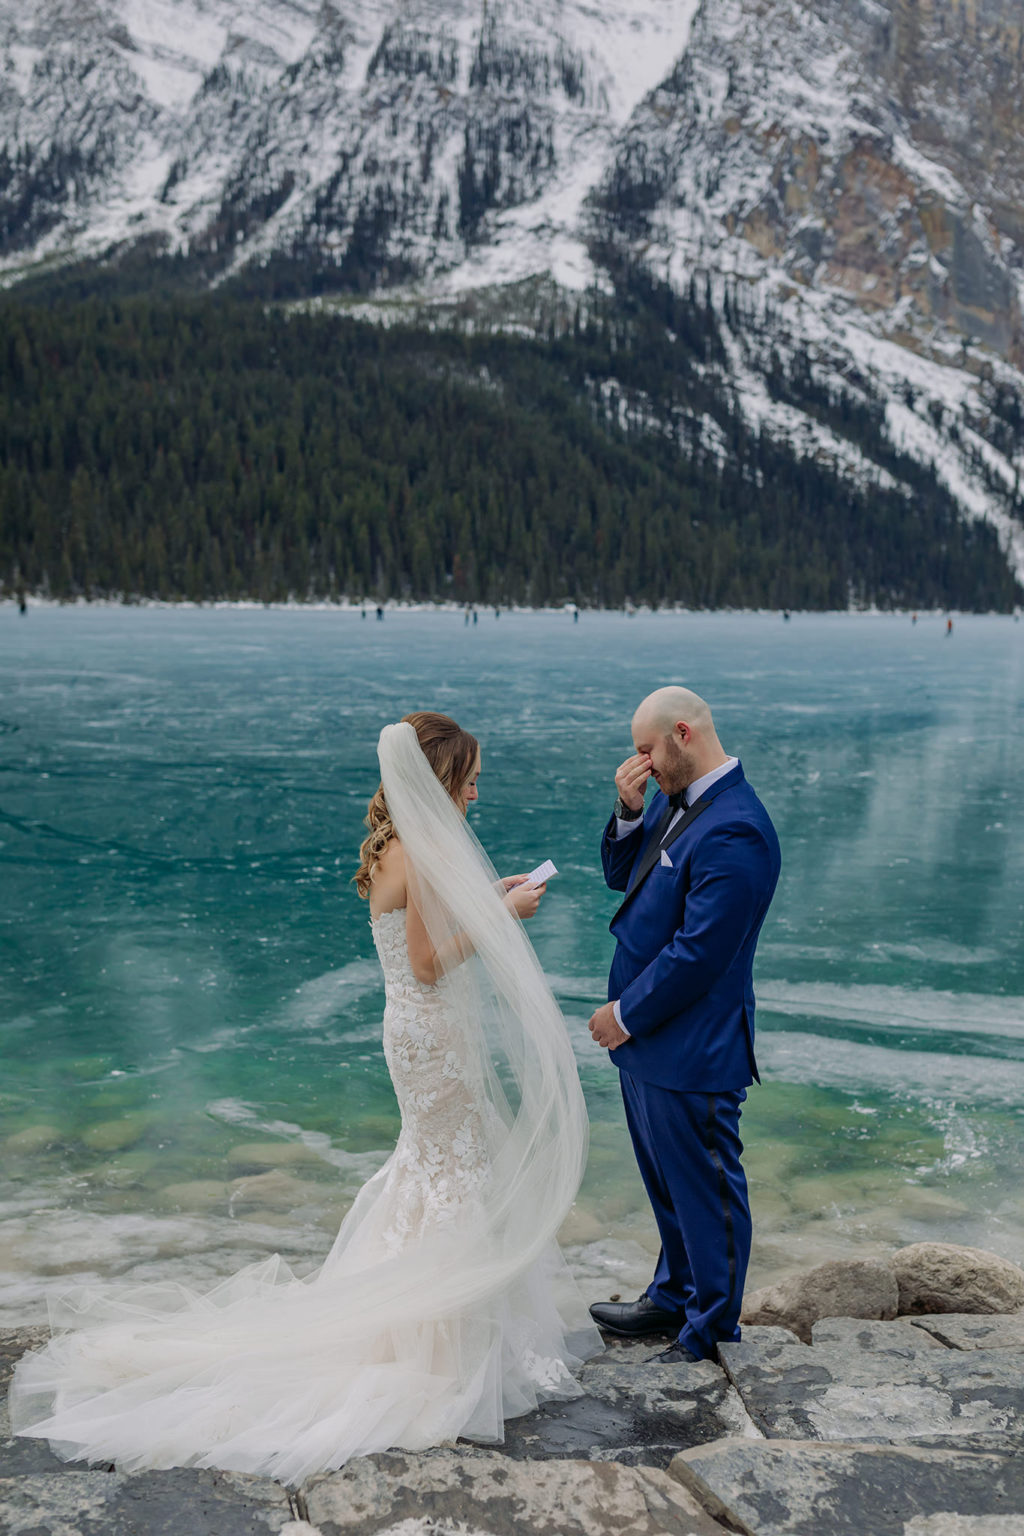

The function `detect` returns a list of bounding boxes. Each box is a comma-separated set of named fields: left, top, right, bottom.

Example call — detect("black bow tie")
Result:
left=668, top=791, right=688, bottom=811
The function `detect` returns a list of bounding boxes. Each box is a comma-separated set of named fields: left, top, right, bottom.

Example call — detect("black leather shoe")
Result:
left=647, top=1342, right=702, bottom=1364
left=588, top=1293, right=680, bottom=1337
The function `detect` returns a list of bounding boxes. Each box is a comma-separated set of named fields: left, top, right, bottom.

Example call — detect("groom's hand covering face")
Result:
left=615, top=752, right=653, bottom=812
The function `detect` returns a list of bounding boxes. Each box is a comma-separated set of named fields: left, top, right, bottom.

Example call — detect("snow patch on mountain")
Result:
left=716, top=321, right=903, bottom=498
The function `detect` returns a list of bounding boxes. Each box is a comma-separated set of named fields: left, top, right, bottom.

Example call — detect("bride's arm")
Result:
left=406, top=872, right=547, bottom=986
left=406, top=888, right=475, bottom=984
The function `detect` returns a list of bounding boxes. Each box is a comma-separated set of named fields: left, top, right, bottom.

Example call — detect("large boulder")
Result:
left=740, top=1259, right=898, bottom=1343
left=892, top=1242, right=1024, bottom=1316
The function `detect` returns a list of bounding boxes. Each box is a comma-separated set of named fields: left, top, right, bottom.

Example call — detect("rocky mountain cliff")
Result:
left=2, top=0, right=1022, bottom=586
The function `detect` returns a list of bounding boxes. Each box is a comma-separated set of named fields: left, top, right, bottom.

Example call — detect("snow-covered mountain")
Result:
left=2, top=0, right=1023, bottom=581
left=0, top=0, right=694, bottom=286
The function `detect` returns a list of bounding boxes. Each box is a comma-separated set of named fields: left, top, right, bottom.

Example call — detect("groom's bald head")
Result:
left=633, top=686, right=714, bottom=741
left=631, top=686, right=727, bottom=794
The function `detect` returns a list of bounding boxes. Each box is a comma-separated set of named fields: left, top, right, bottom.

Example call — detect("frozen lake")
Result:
left=2, top=604, right=1023, bottom=1322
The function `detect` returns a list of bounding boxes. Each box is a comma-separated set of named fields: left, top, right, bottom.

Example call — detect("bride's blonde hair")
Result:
left=354, top=712, right=480, bottom=898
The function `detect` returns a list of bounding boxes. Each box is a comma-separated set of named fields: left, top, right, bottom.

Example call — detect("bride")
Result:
left=10, top=712, right=601, bottom=1484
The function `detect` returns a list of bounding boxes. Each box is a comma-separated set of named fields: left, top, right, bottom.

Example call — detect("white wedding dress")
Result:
left=10, top=724, right=600, bottom=1483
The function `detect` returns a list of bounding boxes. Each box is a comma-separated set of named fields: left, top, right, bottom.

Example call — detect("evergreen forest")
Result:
left=0, top=271, right=1019, bottom=610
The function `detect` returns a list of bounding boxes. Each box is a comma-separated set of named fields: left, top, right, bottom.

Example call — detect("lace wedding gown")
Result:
left=11, top=725, right=600, bottom=1484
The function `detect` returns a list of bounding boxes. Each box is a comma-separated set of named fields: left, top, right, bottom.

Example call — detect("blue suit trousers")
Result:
left=619, top=1072, right=751, bottom=1360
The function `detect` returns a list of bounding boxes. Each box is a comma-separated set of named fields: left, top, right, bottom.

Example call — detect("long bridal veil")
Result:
left=10, top=721, right=600, bottom=1483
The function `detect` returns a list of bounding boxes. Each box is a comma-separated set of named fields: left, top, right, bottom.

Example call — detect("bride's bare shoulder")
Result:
left=375, top=838, right=405, bottom=873
left=369, top=837, right=406, bottom=918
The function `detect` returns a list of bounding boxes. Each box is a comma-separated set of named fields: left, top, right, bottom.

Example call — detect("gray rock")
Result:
left=0, top=1468, right=296, bottom=1536
left=305, top=1449, right=730, bottom=1536
left=740, top=1259, right=899, bottom=1343
left=909, top=1313, right=1024, bottom=1352
left=0, top=1329, right=49, bottom=1395
left=7, top=1313, right=1024, bottom=1536
left=0, top=1401, right=70, bottom=1477
left=734, top=1325, right=805, bottom=1351
left=0, top=1329, right=752, bottom=1485
left=670, top=1438, right=1024, bottom=1536
left=588, top=1334, right=669, bottom=1368
left=0, top=1331, right=69, bottom=1475
left=496, top=1352, right=760, bottom=1468
left=718, top=1328, right=1024, bottom=1444
left=902, top=1518, right=1024, bottom=1535
left=893, top=1244, right=1024, bottom=1317
left=810, top=1317, right=944, bottom=1353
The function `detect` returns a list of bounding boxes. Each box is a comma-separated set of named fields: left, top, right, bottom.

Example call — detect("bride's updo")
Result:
left=354, top=712, right=480, bottom=897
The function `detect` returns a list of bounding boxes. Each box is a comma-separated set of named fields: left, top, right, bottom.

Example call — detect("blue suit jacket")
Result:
left=602, top=763, right=781, bottom=1092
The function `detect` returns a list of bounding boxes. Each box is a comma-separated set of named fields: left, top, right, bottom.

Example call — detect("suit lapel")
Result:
left=626, top=798, right=708, bottom=900
left=624, top=801, right=673, bottom=896
left=617, top=792, right=712, bottom=909
left=613, top=762, right=746, bottom=922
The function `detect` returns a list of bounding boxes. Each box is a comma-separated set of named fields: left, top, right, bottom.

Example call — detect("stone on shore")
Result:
left=500, top=1339, right=760, bottom=1467
left=6, top=1315, right=1024, bottom=1534
left=670, top=1438, right=1024, bottom=1536
left=1, top=1328, right=49, bottom=1394
left=909, top=1312, right=1024, bottom=1351
left=305, top=1449, right=728, bottom=1536
left=718, top=1326, right=1024, bottom=1445
left=810, top=1317, right=944, bottom=1353
left=0, top=1469, right=297, bottom=1536
left=903, top=1519, right=1024, bottom=1534
left=0, top=1330, right=313, bottom=1533
left=893, top=1243, right=1024, bottom=1317
left=740, top=1258, right=898, bottom=1342
left=0, top=1328, right=67, bottom=1477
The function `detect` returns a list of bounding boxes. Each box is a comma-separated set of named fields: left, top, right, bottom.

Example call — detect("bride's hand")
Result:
left=503, top=881, right=545, bottom=920
left=500, top=875, right=529, bottom=891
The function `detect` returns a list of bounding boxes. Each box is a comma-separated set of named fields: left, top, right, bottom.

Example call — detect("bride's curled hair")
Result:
left=354, top=711, right=480, bottom=897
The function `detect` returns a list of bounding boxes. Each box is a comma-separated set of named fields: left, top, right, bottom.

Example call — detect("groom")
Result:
left=587, top=686, right=781, bottom=1364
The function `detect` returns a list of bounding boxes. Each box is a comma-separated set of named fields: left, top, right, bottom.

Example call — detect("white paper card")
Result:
left=527, top=859, right=558, bottom=885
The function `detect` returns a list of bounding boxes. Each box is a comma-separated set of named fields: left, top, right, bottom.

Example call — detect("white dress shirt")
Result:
left=611, top=757, right=739, bottom=1036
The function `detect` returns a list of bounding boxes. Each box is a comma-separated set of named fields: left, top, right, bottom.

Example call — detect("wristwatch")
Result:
left=614, top=797, right=645, bottom=821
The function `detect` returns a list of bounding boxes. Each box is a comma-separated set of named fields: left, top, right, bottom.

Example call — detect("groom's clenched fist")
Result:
left=615, top=752, right=653, bottom=812
left=589, top=1000, right=629, bottom=1050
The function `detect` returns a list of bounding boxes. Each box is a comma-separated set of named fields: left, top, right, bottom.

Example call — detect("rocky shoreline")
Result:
left=3, top=1243, right=1024, bottom=1536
